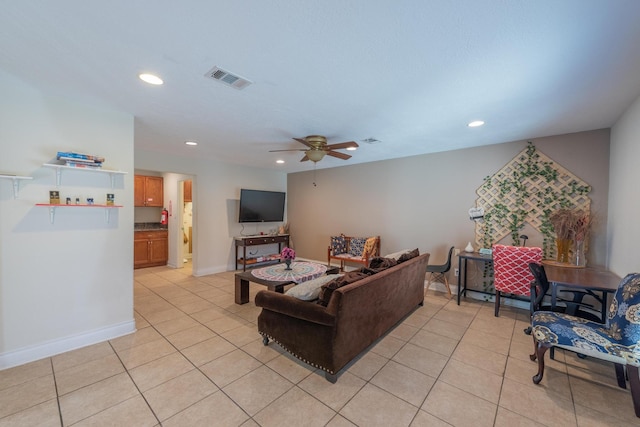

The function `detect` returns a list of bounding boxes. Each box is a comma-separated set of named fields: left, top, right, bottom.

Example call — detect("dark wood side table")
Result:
left=235, top=234, right=290, bottom=271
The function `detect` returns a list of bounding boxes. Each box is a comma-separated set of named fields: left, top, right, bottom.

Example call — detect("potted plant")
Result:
left=281, top=247, right=296, bottom=270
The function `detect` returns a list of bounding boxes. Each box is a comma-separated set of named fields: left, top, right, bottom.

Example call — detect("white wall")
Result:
left=134, top=148, right=287, bottom=275
left=0, top=70, right=135, bottom=369
left=609, top=94, right=640, bottom=276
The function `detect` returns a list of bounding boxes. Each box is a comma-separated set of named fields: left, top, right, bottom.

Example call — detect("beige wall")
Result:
left=609, top=93, right=640, bottom=276
left=287, top=129, right=611, bottom=267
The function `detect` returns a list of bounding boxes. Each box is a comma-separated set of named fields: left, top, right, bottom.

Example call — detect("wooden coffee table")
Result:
left=234, top=263, right=340, bottom=304
left=234, top=270, right=294, bottom=304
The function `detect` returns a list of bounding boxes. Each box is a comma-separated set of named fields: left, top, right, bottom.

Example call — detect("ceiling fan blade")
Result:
left=293, top=137, right=314, bottom=148
left=268, top=149, right=307, bottom=152
left=300, top=154, right=310, bottom=162
left=325, top=141, right=359, bottom=150
left=326, top=150, right=351, bottom=160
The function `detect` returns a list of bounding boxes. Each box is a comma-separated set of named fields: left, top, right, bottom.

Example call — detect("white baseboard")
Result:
left=195, top=264, right=229, bottom=276
left=424, top=280, right=529, bottom=309
left=0, top=320, right=136, bottom=370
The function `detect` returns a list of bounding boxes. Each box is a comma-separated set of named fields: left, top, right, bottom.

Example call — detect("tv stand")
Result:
left=235, top=234, right=290, bottom=271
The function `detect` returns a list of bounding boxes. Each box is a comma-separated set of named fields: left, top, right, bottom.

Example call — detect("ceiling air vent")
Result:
left=204, top=66, right=252, bottom=90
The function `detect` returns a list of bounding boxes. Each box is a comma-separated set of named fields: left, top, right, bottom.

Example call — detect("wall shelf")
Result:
left=35, top=203, right=123, bottom=224
left=43, top=163, right=127, bottom=187
left=0, top=174, right=33, bottom=198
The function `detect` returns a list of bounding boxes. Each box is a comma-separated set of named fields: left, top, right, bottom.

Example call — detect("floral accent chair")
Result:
left=530, top=273, right=640, bottom=417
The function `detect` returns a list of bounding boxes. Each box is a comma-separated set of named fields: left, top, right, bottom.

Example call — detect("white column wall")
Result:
left=0, top=70, right=135, bottom=369
left=609, top=93, right=640, bottom=276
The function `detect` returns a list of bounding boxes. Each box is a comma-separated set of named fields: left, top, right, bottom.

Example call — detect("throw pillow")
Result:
left=383, top=249, right=414, bottom=260
left=331, top=235, right=347, bottom=255
left=317, top=271, right=370, bottom=307
left=363, top=236, right=379, bottom=257
left=397, top=248, right=420, bottom=263
left=349, top=237, right=367, bottom=257
left=285, top=274, right=343, bottom=301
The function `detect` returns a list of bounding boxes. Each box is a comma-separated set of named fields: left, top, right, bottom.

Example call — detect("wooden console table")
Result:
left=235, top=234, right=290, bottom=271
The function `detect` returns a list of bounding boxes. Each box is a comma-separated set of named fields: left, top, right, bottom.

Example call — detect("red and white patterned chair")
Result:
left=493, top=244, right=542, bottom=317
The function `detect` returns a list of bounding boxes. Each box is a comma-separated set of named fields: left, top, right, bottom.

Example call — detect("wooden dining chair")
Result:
left=492, top=244, right=542, bottom=317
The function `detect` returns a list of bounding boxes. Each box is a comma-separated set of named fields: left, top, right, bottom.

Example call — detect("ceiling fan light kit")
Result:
left=269, top=135, right=359, bottom=164
left=305, top=150, right=326, bottom=162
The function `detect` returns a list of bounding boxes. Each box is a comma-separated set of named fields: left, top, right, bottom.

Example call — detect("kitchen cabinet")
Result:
left=134, top=175, right=163, bottom=207
left=184, top=180, right=192, bottom=202
left=134, top=230, right=168, bottom=268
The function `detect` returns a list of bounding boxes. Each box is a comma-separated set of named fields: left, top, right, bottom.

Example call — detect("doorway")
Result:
left=181, top=179, right=193, bottom=265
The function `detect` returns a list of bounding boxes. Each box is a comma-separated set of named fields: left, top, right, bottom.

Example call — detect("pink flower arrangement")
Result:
left=281, top=247, right=296, bottom=260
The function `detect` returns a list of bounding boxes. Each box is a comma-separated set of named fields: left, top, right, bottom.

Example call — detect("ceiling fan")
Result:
left=269, top=135, right=359, bottom=162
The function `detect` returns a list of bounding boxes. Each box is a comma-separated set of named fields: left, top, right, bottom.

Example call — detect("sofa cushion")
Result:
left=384, top=249, right=414, bottom=260
left=317, top=271, right=371, bottom=307
left=285, top=274, right=342, bottom=301
left=397, top=248, right=420, bottom=263
left=369, top=257, right=398, bottom=269
left=331, top=235, right=347, bottom=255
left=349, top=237, right=367, bottom=257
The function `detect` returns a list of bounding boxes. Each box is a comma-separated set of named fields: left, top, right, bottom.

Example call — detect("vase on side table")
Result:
left=556, top=238, right=571, bottom=264
left=284, top=259, right=292, bottom=270
left=572, top=240, right=587, bottom=267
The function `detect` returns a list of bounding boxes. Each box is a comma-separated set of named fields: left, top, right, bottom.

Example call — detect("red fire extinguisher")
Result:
left=161, top=208, right=168, bottom=226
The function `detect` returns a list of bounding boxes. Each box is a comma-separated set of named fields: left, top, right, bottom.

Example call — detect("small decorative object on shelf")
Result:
left=465, top=241, right=474, bottom=253
left=281, top=247, right=295, bottom=270
left=106, top=193, right=115, bottom=206
left=49, top=190, right=60, bottom=204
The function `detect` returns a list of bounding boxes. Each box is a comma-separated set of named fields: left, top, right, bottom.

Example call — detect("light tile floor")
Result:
left=1, top=263, right=637, bottom=426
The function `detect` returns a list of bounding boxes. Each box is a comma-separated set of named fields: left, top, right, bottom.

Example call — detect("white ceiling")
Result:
left=2, top=1, right=640, bottom=173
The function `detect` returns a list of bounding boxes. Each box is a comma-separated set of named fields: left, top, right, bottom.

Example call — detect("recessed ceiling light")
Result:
left=468, top=120, right=485, bottom=127
left=276, top=160, right=285, bottom=164
left=185, top=141, right=198, bottom=146
left=139, top=73, right=163, bottom=85
left=346, top=146, right=357, bottom=151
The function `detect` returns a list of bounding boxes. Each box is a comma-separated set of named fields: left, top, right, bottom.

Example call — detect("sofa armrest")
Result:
left=255, top=290, right=336, bottom=326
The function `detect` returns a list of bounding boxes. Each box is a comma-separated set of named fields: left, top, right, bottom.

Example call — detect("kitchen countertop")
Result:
left=134, top=222, right=167, bottom=231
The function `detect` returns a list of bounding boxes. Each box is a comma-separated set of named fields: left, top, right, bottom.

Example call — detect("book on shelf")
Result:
left=65, top=161, right=102, bottom=169
left=59, top=156, right=101, bottom=164
left=56, top=151, right=105, bottom=163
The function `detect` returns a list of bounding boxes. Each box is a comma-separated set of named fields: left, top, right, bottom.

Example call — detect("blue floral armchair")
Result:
left=530, top=273, right=640, bottom=417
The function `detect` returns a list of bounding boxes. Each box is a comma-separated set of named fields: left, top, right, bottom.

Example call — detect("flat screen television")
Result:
left=238, top=189, right=286, bottom=223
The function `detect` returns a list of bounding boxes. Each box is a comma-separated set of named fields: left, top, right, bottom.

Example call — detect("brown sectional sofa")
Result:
left=255, top=252, right=430, bottom=382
